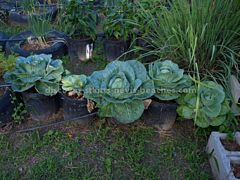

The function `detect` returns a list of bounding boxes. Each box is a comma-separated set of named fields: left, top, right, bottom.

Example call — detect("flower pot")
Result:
left=22, top=92, right=59, bottom=121
left=9, top=5, right=58, bottom=26
left=68, top=38, right=94, bottom=62
left=103, top=39, right=128, bottom=61
left=206, top=132, right=240, bottom=180
left=136, top=37, right=148, bottom=48
left=142, top=99, right=177, bottom=130
left=0, top=87, right=14, bottom=127
left=62, top=93, right=96, bottom=124
left=0, top=32, right=8, bottom=52
left=5, top=30, right=68, bottom=58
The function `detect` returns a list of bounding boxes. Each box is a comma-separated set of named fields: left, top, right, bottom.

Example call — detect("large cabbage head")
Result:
left=4, top=54, right=64, bottom=96
left=62, top=75, right=87, bottom=92
left=177, top=81, right=230, bottom=128
left=84, top=60, right=155, bottom=124
left=149, top=60, right=192, bottom=100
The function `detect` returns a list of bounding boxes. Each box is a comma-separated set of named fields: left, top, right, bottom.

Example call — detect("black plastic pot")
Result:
left=62, top=93, right=96, bottom=124
left=22, top=92, right=59, bottom=121
left=103, top=39, right=128, bottom=61
left=5, top=30, right=68, bottom=58
left=0, top=0, right=16, bottom=23
left=0, top=32, right=8, bottom=52
left=142, top=99, right=178, bottom=130
left=68, top=38, right=94, bottom=62
left=9, top=5, right=58, bottom=26
left=0, top=88, right=14, bottom=127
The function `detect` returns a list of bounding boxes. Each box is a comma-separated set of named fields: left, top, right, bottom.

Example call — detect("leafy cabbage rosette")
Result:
left=177, top=81, right=230, bottom=128
left=4, top=54, right=64, bottom=96
left=149, top=60, right=192, bottom=101
left=62, top=74, right=87, bottom=92
left=84, top=60, right=155, bottom=124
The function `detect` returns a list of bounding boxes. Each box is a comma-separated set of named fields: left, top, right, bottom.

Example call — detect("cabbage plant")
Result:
left=177, top=81, right=230, bottom=128
left=84, top=60, right=155, bottom=124
left=62, top=75, right=87, bottom=92
left=149, top=60, right=192, bottom=100
left=4, top=54, right=64, bottom=96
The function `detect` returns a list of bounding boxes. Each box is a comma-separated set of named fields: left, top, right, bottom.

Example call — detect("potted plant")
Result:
left=0, top=32, right=8, bottom=52
left=3, top=54, right=64, bottom=121
left=61, top=0, right=96, bottom=62
left=177, top=80, right=230, bottom=128
left=0, top=86, right=14, bottom=127
left=103, top=0, right=135, bottom=61
left=0, top=0, right=17, bottom=23
left=0, top=53, right=18, bottom=127
left=142, top=60, right=192, bottom=130
left=84, top=60, right=155, bottom=124
left=6, top=14, right=68, bottom=58
left=133, top=0, right=162, bottom=48
left=61, top=74, right=96, bottom=124
left=9, top=0, right=58, bottom=26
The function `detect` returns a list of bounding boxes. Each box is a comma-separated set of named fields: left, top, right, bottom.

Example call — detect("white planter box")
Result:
left=206, top=132, right=240, bottom=180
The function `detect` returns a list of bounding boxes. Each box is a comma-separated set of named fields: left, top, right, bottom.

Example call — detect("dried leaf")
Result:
left=143, top=99, right=152, bottom=110
left=87, top=100, right=95, bottom=113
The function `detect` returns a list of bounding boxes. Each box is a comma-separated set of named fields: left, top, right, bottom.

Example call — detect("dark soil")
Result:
left=221, top=139, right=240, bottom=151
left=21, top=38, right=54, bottom=51
left=232, top=163, right=240, bottom=178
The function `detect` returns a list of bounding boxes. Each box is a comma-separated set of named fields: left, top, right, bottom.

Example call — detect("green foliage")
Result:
left=11, top=95, right=26, bottom=124
left=84, top=60, right=155, bottom=123
left=137, top=0, right=240, bottom=72
left=20, top=0, right=37, bottom=14
left=4, top=54, right=64, bottom=96
left=103, top=0, right=135, bottom=40
left=149, top=60, right=192, bottom=100
left=62, top=74, right=87, bottom=92
left=28, top=15, right=52, bottom=38
left=0, top=54, right=18, bottom=77
left=134, top=0, right=167, bottom=36
left=177, top=81, right=230, bottom=128
left=61, top=0, right=96, bottom=39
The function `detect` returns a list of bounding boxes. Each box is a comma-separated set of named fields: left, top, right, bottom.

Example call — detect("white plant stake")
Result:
left=86, top=43, right=94, bottom=60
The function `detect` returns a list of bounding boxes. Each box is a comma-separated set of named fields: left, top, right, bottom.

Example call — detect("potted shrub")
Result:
left=142, top=60, right=192, bottom=130
left=3, top=54, right=64, bottom=121
left=177, top=80, right=230, bottom=128
left=61, top=0, right=96, bottom=62
left=103, top=0, right=135, bottom=61
left=84, top=60, right=155, bottom=124
left=61, top=74, right=96, bottom=124
left=9, top=0, right=58, bottom=26
left=6, top=14, right=68, bottom=58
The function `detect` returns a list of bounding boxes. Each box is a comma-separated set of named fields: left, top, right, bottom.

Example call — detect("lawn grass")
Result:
left=0, top=120, right=212, bottom=179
